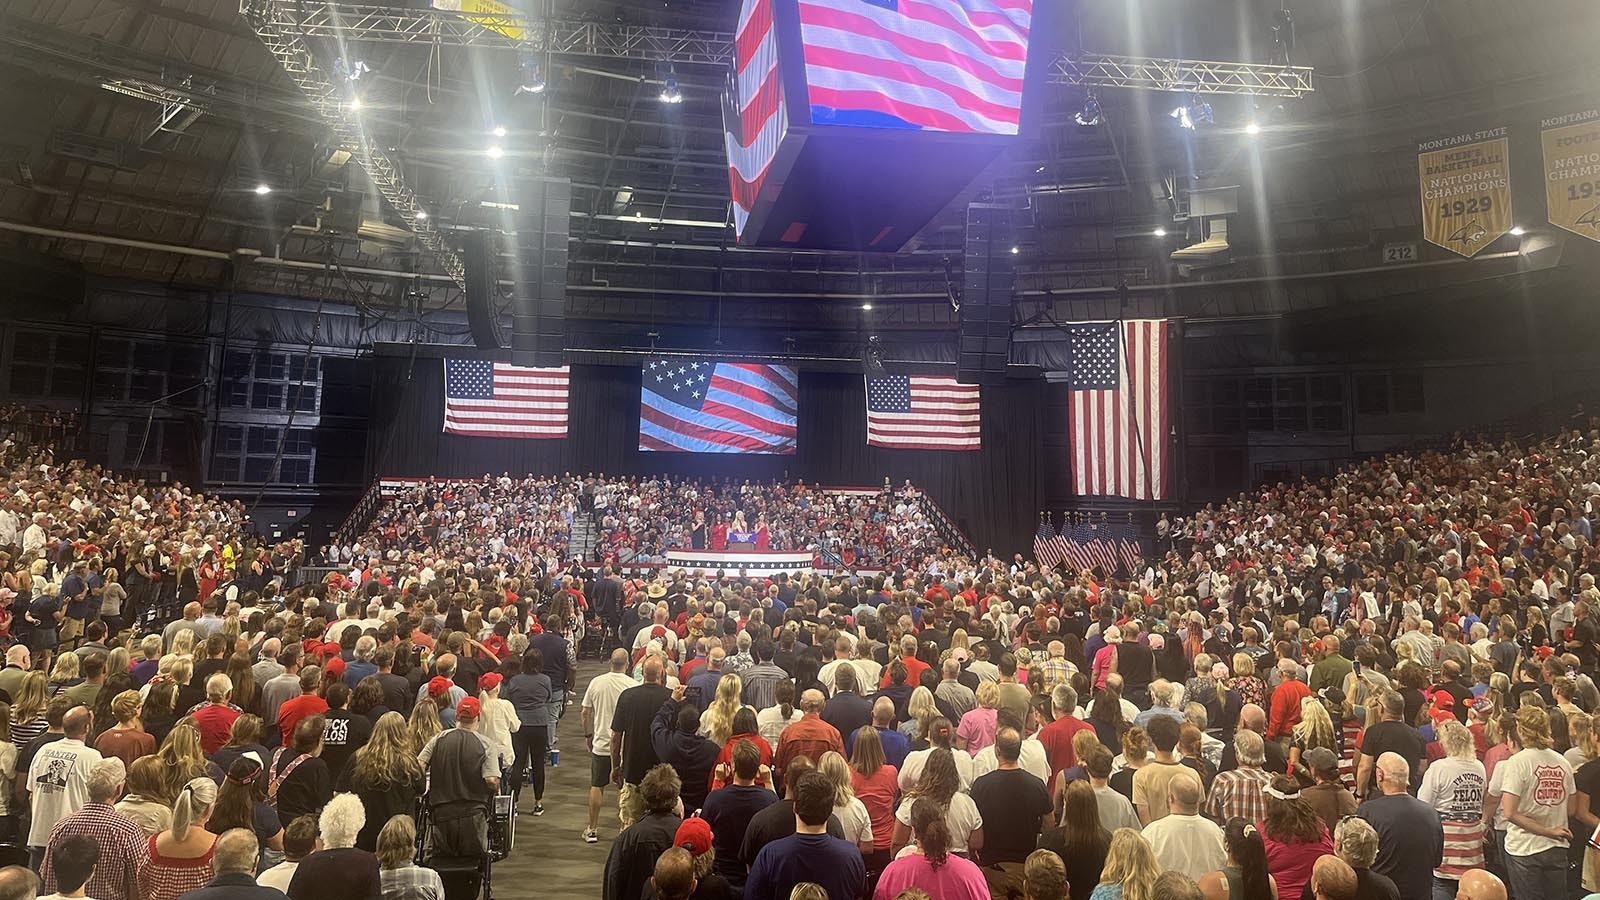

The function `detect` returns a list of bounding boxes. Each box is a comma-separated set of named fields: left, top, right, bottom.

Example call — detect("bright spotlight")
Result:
left=333, top=58, right=370, bottom=83
left=415, top=210, right=428, bottom=220
left=1170, top=94, right=1213, bottom=130
left=1510, top=225, right=1526, bottom=236
left=492, top=125, right=507, bottom=138
left=861, top=303, right=873, bottom=311
left=659, top=75, right=684, bottom=104
left=253, top=184, right=272, bottom=195
left=486, top=145, right=505, bottom=159
left=347, top=96, right=362, bottom=111
left=1153, top=227, right=1167, bottom=237
left=515, top=59, right=546, bottom=96
left=1010, top=246, right=1019, bottom=255
left=1245, top=121, right=1262, bottom=136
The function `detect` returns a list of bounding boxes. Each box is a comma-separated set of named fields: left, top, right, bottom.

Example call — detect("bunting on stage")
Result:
left=1065, top=319, right=1169, bottom=501
left=865, top=375, right=981, bottom=450
left=442, top=360, right=569, bottom=438
left=639, top=358, right=798, bottom=454
left=1417, top=127, right=1512, bottom=257
left=1541, top=111, right=1600, bottom=242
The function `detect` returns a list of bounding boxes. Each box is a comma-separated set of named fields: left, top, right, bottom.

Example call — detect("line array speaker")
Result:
left=957, top=203, right=1016, bottom=386
left=460, top=229, right=504, bottom=349
left=510, top=178, right=572, bottom=368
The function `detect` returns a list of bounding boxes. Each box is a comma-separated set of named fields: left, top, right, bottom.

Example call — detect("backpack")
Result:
left=266, top=747, right=310, bottom=807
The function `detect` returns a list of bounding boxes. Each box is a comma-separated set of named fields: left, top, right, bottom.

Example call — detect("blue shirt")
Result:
left=60, top=574, right=92, bottom=620
left=846, top=724, right=910, bottom=769
left=745, top=831, right=865, bottom=900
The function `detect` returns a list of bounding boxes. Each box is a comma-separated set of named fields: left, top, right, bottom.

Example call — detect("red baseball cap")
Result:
left=324, top=657, right=346, bottom=678
left=674, top=817, right=713, bottom=856
left=479, top=672, right=503, bottom=692
left=428, top=676, right=453, bottom=698
left=457, top=697, right=482, bottom=719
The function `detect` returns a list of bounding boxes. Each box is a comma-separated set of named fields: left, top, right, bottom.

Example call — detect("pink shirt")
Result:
left=1257, top=821, right=1333, bottom=900
left=873, top=852, right=990, bottom=900
left=956, top=707, right=997, bottom=756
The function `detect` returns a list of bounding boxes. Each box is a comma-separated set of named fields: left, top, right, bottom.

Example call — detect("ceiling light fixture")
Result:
left=347, top=96, right=362, bottom=111
left=486, top=145, right=505, bottom=159
left=659, top=74, right=684, bottom=104
left=1074, top=92, right=1103, bottom=127
left=415, top=210, right=428, bottom=220
left=1153, top=227, right=1167, bottom=237
left=253, top=184, right=272, bottom=195
left=515, top=58, right=546, bottom=96
left=1170, top=93, right=1213, bottom=130
left=1010, top=246, right=1019, bottom=254
left=861, top=303, right=873, bottom=310
left=1245, top=120, right=1262, bottom=136
left=492, top=125, right=507, bottom=138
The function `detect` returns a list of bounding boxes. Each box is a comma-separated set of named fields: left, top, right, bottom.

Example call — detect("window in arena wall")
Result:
left=1355, top=369, right=1426, bottom=416
left=220, top=350, right=320, bottom=413
left=210, top=424, right=315, bottom=484
left=6, top=330, right=90, bottom=401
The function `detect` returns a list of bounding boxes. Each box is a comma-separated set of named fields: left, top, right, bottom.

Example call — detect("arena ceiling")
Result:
left=0, top=0, right=1596, bottom=341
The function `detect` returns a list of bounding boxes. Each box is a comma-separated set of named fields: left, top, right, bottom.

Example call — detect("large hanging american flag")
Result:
left=722, top=0, right=787, bottom=238
left=1035, top=519, right=1144, bottom=576
left=442, top=360, right=569, bottom=438
left=865, top=375, right=981, bottom=450
left=639, top=359, right=798, bottom=454
left=1066, top=319, right=1170, bottom=500
left=797, top=0, right=1035, bottom=135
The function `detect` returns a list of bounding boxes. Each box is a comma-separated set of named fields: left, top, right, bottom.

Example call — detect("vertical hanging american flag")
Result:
left=639, top=359, right=798, bottom=454
left=1034, top=518, right=1064, bottom=569
left=722, top=0, right=787, bottom=238
left=1066, top=320, right=1170, bottom=500
left=1049, top=521, right=1144, bottom=576
left=442, top=359, right=569, bottom=438
left=797, top=0, right=1035, bottom=134
left=865, top=375, right=981, bottom=450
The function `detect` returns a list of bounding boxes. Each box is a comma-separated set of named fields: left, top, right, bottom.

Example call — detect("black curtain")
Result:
left=364, top=359, right=1042, bottom=555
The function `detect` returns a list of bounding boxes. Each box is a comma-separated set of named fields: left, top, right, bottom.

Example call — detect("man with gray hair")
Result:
left=1206, top=729, right=1273, bottom=823
left=1268, top=658, right=1312, bottom=743
left=40, top=758, right=143, bottom=900
left=936, top=658, right=978, bottom=721
left=1358, top=751, right=1442, bottom=900
left=1037, top=683, right=1090, bottom=781
left=182, top=829, right=284, bottom=900
left=1330, top=816, right=1401, bottom=900
left=343, top=634, right=379, bottom=688
left=1134, top=680, right=1186, bottom=729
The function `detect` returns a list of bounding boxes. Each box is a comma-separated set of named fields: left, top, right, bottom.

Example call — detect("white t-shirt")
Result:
left=1418, top=755, right=1487, bottom=823
left=1142, top=813, right=1227, bottom=881
left=970, top=738, right=1050, bottom=786
left=39, top=894, right=100, bottom=900
left=756, top=705, right=804, bottom=747
left=1499, top=747, right=1574, bottom=857
left=894, top=792, right=983, bottom=853
left=27, top=739, right=103, bottom=846
left=258, top=860, right=299, bottom=892
left=898, top=748, right=976, bottom=794
left=582, top=671, right=637, bottom=756
left=834, top=797, right=873, bottom=846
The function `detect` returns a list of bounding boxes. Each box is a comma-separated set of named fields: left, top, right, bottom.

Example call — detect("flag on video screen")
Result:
left=798, top=0, right=1034, bottom=134
left=640, top=359, right=798, bottom=454
left=1066, top=319, right=1169, bottom=500
left=723, top=0, right=787, bottom=237
left=442, top=360, right=569, bottom=438
left=865, top=375, right=980, bottom=450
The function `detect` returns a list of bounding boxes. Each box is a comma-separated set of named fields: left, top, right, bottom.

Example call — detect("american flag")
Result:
left=797, top=0, right=1035, bottom=134
left=640, top=358, right=797, bottom=454
left=865, top=375, right=981, bottom=450
left=442, top=359, right=569, bottom=438
left=722, top=0, right=787, bottom=238
left=1038, top=520, right=1144, bottom=576
left=1066, top=320, right=1170, bottom=500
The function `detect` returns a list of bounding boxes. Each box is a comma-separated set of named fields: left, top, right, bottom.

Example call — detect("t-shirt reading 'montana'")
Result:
left=1498, top=746, right=1575, bottom=857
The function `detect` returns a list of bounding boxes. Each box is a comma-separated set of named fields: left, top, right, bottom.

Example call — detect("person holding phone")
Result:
left=651, top=682, right=721, bottom=813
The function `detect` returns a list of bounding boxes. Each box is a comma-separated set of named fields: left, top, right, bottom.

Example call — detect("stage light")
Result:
left=862, top=303, right=873, bottom=310
left=486, top=145, right=505, bottom=159
left=1010, top=246, right=1019, bottom=254
left=333, top=58, right=370, bottom=83
left=515, top=59, right=546, bottom=96
left=1510, top=225, right=1526, bottom=236
left=347, top=96, right=362, bottom=112
left=1153, top=227, right=1167, bottom=237
left=1074, top=92, right=1103, bottom=127
left=1170, top=94, right=1213, bottom=130
left=415, top=210, right=428, bottom=220
left=492, top=125, right=507, bottom=138
left=1245, top=121, right=1262, bottom=136
left=253, top=184, right=272, bottom=195
left=659, top=74, right=683, bottom=104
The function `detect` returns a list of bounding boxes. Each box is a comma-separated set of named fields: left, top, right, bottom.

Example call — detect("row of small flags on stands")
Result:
left=1034, top=513, right=1144, bottom=576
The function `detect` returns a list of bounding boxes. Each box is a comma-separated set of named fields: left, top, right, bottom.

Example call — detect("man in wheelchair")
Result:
left=419, top=697, right=502, bottom=860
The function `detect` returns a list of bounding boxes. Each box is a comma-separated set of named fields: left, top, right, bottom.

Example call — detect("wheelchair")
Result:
left=414, top=783, right=515, bottom=900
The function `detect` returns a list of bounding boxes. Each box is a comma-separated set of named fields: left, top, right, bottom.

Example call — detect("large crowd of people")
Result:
left=3, top=408, right=1600, bottom=900
left=326, top=475, right=955, bottom=571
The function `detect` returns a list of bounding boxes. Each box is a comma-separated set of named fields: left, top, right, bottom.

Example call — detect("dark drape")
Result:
left=364, top=359, right=1042, bottom=555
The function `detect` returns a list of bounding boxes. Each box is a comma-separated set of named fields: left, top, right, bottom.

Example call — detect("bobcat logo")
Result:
left=1575, top=203, right=1600, bottom=230
left=1448, top=220, right=1488, bottom=244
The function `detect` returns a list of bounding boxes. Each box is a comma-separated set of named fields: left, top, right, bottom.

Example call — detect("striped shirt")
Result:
left=1417, top=756, right=1487, bottom=879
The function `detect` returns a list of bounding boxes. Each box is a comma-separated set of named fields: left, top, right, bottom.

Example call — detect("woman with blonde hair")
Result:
left=699, top=672, right=746, bottom=746
left=407, top=697, right=442, bottom=754
left=116, top=755, right=174, bottom=836
left=1287, top=696, right=1337, bottom=784
left=1089, top=827, right=1160, bottom=900
left=376, top=814, right=444, bottom=900
left=1230, top=653, right=1266, bottom=709
left=476, top=671, right=520, bottom=781
left=1109, top=727, right=1150, bottom=800
left=9, top=672, right=47, bottom=752
left=45, top=651, right=79, bottom=696
left=900, top=686, right=940, bottom=750
left=955, top=681, right=1000, bottom=754
left=818, top=750, right=874, bottom=856
left=157, top=724, right=213, bottom=796
left=850, top=726, right=898, bottom=877
left=1568, top=710, right=1597, bottom=769
left=341, top=711, right=426, bottom=851
left=138, top=776, right=219, bottom=900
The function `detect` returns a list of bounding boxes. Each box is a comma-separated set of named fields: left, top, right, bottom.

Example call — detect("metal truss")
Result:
left=1050, top=54, right=1314, bottom=97
left=272, top=3, right=1314, bottom=97
left=239, top=0, right=466, bottom=286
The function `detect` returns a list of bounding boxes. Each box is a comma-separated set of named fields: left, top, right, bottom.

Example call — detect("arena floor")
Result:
left=494, top=659, right=613, bottom=898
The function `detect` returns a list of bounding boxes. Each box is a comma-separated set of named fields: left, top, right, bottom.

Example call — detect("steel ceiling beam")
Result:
left=239, top=0, right=465, bottom=287
left=265, top=3, right=1316, bottom=98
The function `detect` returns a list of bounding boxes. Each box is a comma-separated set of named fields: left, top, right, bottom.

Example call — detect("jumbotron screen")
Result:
left=796, top=0, right=1035, bottom=134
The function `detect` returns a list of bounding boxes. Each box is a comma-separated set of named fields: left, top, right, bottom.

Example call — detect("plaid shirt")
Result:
left=42, top=802, right=147, bottom=900
left=1206, top=765, right=1273, bottom=824
left=1041, top=657, right=1077, bottom=690
left=382, top=864, right=447, bottom=900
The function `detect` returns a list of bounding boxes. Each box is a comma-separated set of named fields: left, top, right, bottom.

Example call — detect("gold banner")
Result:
left=431, top=0, right=525, bottom=42
left=1417, top=128, right=1512, bottom=257
left=1542, top=111, right=1600, bottom=241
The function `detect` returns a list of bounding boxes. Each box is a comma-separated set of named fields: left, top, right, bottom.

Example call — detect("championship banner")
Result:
left=1541, top=111, right=1600, bottom=241
left=1417, top=127, right=1512, bottom=257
